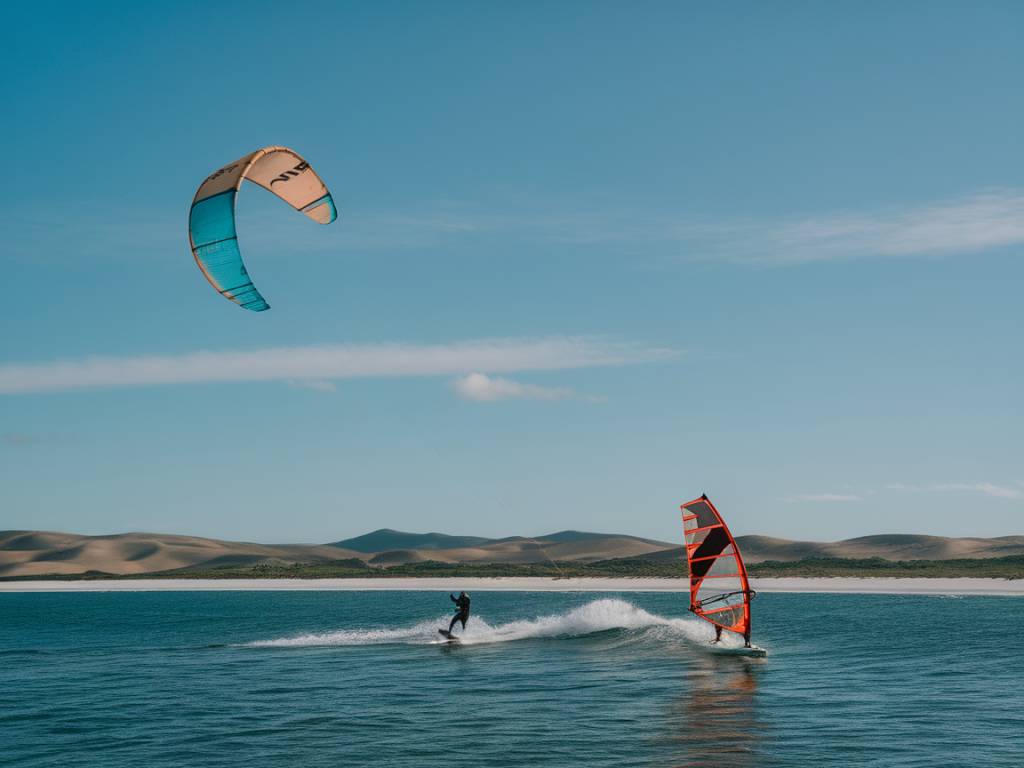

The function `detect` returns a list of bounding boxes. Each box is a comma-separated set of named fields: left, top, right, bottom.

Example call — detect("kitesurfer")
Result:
left=448, top=591, right=471, bottom=634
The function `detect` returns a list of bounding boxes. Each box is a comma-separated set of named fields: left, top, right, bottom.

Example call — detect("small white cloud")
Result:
left=453, top=373, right=574, bottom=402
left=784, top=493, right=861, bottom=503
left=888, top=482, right=1023, bottom=500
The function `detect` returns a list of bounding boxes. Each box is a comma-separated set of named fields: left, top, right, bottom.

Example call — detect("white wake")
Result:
left=247, top=598, right=727, bottom=649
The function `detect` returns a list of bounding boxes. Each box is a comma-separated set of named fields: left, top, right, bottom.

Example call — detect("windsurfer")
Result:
left=448, top=591, right=471, bottom=635
left=681, top=495, right=760, bottom=652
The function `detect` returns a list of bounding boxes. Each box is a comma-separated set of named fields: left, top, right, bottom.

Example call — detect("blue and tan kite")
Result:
left=188, top=146, right=337, bottom=311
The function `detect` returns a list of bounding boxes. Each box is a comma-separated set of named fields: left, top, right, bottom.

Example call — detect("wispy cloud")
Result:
left=712, top=192, right=1024, bottom=265
left=785, top=482, right=1024, bottom=503
left=1, top=432, right=75, bottom=447
left=287, top=379, right=338, bottom=393
left=783, top=493, right=862, bottom=503
left=888, top=482, right=1023, bottom=500
left=342, top=191, right=1024, bottom=262
left=2, top=433, right=39, bottom=446
left=453, top=373, right=577, bottom=402
left=1, top=208, right=180, bottom=265
left=9, top=190, right=1023, bottom=268
left=0, top=337, right=674, bottom=395
left=348, top=190, right=1024, bottom=264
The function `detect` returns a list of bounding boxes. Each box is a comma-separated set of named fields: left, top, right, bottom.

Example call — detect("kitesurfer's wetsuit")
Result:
left=448, top=592, right=471, bottom=633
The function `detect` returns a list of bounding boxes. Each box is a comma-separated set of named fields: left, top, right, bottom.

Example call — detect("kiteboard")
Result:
left=436, top=629, right=460, bottom=643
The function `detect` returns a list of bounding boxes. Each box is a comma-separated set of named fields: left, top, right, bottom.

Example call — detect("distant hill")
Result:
left=2, top=528, right=1022, bottom=579
left=331, top=529, right=494, bottom=553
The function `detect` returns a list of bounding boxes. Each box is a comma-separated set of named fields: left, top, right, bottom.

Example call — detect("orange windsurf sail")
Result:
left=680, top=494, right=755, bottom=640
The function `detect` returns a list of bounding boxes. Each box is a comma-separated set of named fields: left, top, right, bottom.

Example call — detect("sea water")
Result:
left=1, top=590, right=1022, bottom=767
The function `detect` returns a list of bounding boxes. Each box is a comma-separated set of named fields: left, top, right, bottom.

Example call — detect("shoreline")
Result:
left=0, top=576, right=1021, bottom=595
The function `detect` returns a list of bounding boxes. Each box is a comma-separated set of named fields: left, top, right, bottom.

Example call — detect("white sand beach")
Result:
left=1, top=577, right=1021, bottom=595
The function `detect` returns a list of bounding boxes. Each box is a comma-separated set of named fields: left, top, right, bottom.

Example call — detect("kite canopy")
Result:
left=680, top=494, right=754, bottom=639
left=188, top=145, right=336, bottom=311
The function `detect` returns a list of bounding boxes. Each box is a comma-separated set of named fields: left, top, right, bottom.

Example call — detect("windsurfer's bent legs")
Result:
left=713, top=626, right=723, bottom=643
left=743, top=629, right=751, bottom=648
left=448, top=613, right=468, bottom=634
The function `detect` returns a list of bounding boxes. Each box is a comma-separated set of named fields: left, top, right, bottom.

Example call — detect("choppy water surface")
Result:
left=2, top=591, right=1022, bottom=767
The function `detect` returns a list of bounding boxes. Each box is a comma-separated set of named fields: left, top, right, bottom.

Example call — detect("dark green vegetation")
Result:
left=5, top=555, right=1023, bottom=580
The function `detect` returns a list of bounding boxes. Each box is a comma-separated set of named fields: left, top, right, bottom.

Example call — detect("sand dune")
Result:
left=0, top=531, right=356, bottom=578
left=2, top=528, right=1022, bottom=578
left=733, top=534, right=1024, bottom=562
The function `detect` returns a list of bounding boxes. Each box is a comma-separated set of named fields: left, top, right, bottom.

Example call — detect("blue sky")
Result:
left=1, top=1, right=1021, bottom=543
